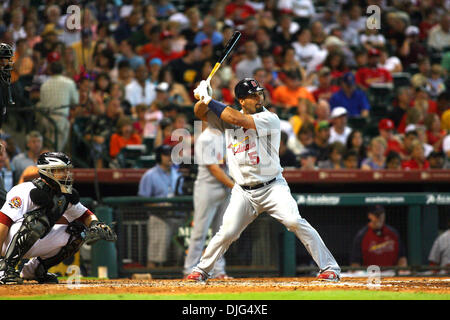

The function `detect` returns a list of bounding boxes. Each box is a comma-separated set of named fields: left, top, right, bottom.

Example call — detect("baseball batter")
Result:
left=0, top=152, right=116, bottom=284
left=183, top=123, right=233, bottom=278
left=186, top=78, right=341, bottom=282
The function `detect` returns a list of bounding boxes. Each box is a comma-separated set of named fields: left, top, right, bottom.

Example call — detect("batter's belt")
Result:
left=240, top=178, right=276, bottom=190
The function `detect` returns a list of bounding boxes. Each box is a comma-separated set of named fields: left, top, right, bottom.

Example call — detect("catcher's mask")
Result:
left=0, top=43, right=13, bottom=85
left=37, top=152, right=74, bottom=194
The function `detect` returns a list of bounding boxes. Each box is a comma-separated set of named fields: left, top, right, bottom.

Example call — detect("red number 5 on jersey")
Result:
left=248, top=151, right=260, bottom=165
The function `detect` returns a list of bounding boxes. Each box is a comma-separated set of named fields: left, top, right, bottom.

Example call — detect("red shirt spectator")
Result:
left=225, top=0, right=257, bottom=25
left=355, top=48, right=392, bottom=90
left=147, top=31, right=184, bottom=65
left=401, top=140, right=430, bottom=169
left=312, top=66, right=340, bottom=101
left=378, top=119, right=404, bottom=156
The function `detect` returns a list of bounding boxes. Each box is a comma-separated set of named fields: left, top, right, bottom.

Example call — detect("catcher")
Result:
left=0, top=152, right=117, bottom=284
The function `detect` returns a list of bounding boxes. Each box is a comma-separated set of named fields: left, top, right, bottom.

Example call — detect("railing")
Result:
left=82, top=192, right=449, bottom=279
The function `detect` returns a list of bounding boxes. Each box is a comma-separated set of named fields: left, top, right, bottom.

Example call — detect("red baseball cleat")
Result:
left=317, top=270, right=340, bottom=282
left=186, top=271, right=208, bottom=282
left=212, top=273, right=233, bottom=280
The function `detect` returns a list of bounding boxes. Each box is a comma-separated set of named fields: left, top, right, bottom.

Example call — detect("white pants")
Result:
left=194, top=178, right=340, bottom=276
left=183, top=181, right=230, bottom=276
left=1, top=223, right=70, bottom=279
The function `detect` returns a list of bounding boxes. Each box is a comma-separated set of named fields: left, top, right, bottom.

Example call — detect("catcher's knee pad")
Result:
left=0, top=210, right=51, bottom=271
left=38, top=220, right=86, bottom=271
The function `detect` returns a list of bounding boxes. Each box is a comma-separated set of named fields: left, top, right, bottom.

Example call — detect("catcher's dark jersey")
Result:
left=350, top=224, right=406, bottom=266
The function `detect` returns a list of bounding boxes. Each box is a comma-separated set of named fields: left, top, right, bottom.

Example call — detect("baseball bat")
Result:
left=206, top=31, right=241, bottom=84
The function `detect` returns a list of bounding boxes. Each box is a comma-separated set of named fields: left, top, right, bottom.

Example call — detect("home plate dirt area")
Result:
left=0, top=277, right=449, bottom=297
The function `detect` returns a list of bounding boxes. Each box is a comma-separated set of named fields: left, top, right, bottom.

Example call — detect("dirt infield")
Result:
left=0, top=277, right=449, bottom=298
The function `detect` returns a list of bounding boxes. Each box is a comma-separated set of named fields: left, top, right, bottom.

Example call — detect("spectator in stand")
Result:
left=320, top=49, right=349, bottom=84
left=116, top=60, right=134, bottom=87
left=154, top=117, right=174, bottom=149
left=11, top=38, right=33, bottom=81
left=125, top=63, right=157, bottom=113
left=306, top=120, right=331, bottom=163
left=11, top=131, right=43, bottom=184
left=427, top=151, right=445, bottom=169
left=424, top=113, right=447, bottom=152
left=428, top=64, right=447, bottom=99
left=279, top=131, right=298, bottom=168
left=438, top=92, right=450, bottom=131
left=312, top=67, right=340, bottom=102
left=318, top=141, right=346, bottom=169
left=385, top=151, right=402, bottom=170
left=411, top=57, right=431, bottom=89
left=314, top=99, right=331, bottom=123
left=224, top=0, right=257, bottom=27
left=346, top=129, right=366, bottom=166
left=292, top=28, right=321, bottom=75
left=353, top=48, right=368, bottom=71
left=389, top=86, right=413, bottom=128
left=378, top=46, right=403, bottom=74
left=414, top=125, right=434, bottom=158
left=310, top=20, right=327, bottom=47
left=116, top=39, right=146, bottom=71
left=343, top=149, right=359, bottom=169
left=427, top=14, right=450, bottom=52
left=261, top=52, right=283, bottom=88
left=148, top=58, right=163, bottom=84
left=254, top=27, right=277, bottom=57
left=71, top=29, right=96, bottom=72
left=193, top=16, right=223, bottom=47
left=350, top=205, right=408, bottom=268
left=313, top=7, right=337, bottom=31
left=158, top=67, right=193, bottom=107
left=150, top=31, right=184, bottom=66
left=235, top=40, right=262, bottom=80
left=168, top=42, right=202, bottom=92
left=328, top=107, right=351, bottom=145
left=327, top=11, right=359, bottom=47
left=38, top=61, right=78, bottom=152
left=287, top=122, right=314, bottom=157
left=253, top=68, right=273, bottom=105
left=348, top=4, right=367, bottom=33
left=355, top=48, right=393, bottom=90
left=272, top=70, right=315, bottom=108
left=288, top=96, right=315, bottom=136
left=411, top=83, right=439, bottom=118
left=329, top=72, right=371, bottom=118
left=280, top=46, right=309, bottom=85
left=114, top=8, right=142, bottom=44
left=361, top=136, right=387, bottom=170
left=378, top=118, right=404, bottom=156
left=271, top=14, right=299, bottom=49
left=91, top=72, right=111, bottom=116
left=109, top=116, right=142, bottom=160
left=398, top=25, right=427, bottom=71
left=359, top=27, right=386, bottom=52
left=180, top=7, right=201, bottom=44
left=401, top=139, right=430, bottom=170
left=83, top=98, right=124, bottom=168
left=299, top=149, right=318, bottom=170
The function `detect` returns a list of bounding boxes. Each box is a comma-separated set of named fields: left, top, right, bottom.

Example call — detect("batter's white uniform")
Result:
left=193, top=107, right=340, bottom=276
left=0, top=182, right=88, bottom=279
left=183, top=127, right=230, bottom=277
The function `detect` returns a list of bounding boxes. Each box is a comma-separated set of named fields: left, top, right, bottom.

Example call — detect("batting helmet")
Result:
left=234, top=78, right=265, bottom=100
left=37, top=152, right=74, bottom=194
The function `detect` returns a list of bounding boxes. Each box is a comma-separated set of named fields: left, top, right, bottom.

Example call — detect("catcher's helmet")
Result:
left=0, top=43, right=13, bottom=85
left=234, top=78, right=265, bottom=100
left=37, top=152, right=74, bottom=194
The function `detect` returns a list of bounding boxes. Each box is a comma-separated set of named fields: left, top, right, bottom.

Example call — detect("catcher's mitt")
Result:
left=84, top=220, right=117, bottom=245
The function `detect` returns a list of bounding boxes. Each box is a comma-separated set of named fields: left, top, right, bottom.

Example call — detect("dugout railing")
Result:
left=83, top=193, right=450, bottom=279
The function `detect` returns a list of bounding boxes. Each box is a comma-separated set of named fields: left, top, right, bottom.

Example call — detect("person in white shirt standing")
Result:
left=329, top=107, right=352, bottom=145
left=186, top=78, right=340, bottom=282
left=125, top=64, right=156, bottom=112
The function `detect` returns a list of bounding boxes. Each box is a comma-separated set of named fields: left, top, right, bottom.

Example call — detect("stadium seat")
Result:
left=368, top=83, right=394, bottom=109
left=143, top=137, right=155, bottom=155
left=348, top=117, right=368, bottom=131
left=117, top=145, right=146, bottom=168
left=362, top=120, right=380, bottom=142
left=135, top=155, right=156, bottom=168
left=392, top=72, right=411, bottom=89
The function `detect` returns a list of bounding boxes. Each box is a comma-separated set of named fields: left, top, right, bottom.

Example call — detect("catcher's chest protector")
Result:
left=31, top=179, right=72, bottom=226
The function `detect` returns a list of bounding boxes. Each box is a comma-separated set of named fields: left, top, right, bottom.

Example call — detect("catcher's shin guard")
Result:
left=0, top=210, right=50, bottom=284
left=34, top=221, right=86, bottom=283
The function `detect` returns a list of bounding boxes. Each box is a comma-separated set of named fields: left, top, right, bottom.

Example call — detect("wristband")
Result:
left=208, top=99, right=227, bottom=118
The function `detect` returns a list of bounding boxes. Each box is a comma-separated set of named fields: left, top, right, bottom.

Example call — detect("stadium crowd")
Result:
left=0, top=0, right=449, bottom=188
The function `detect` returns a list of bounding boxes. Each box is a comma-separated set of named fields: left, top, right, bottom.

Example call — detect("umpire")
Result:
left=0, top=43, right=14, bottom=205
